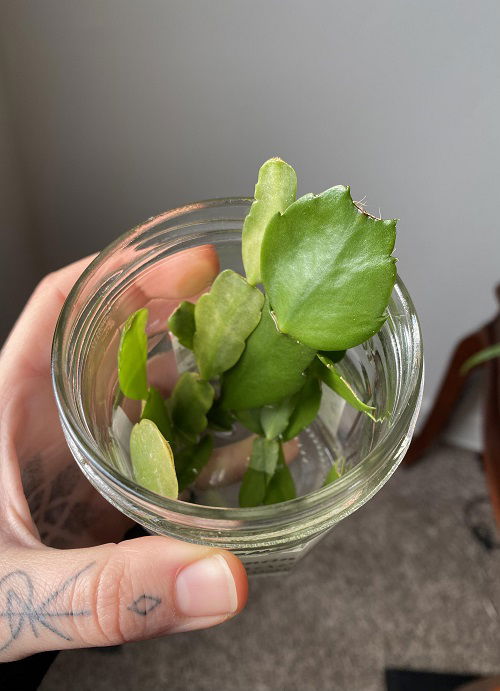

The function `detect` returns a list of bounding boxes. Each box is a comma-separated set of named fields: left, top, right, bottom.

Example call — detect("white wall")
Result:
left=1, top=0, right=499, bottom=406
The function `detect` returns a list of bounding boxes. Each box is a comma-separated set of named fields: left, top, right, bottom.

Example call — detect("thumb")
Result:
left=0, top=536, right=247, bottom=662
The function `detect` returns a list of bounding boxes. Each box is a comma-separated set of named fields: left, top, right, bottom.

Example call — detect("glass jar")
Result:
left=52, top=198, right=423, bottom=574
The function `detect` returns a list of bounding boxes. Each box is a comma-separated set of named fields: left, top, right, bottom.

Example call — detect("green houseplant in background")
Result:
left=116, top=158, right=397, bottom=507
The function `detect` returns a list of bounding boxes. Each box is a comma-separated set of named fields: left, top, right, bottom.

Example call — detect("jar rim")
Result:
left=51, top=197, right=424, bottom=527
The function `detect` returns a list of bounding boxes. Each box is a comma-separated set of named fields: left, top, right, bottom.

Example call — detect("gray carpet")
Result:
left=41, top=444, right=500, bottom=691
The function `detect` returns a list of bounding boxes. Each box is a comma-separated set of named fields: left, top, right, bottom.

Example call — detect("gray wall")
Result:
left=1, top=0, right=499, bottom=407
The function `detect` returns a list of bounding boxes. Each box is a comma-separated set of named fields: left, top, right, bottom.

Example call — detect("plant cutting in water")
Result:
left=116, top=158, right=397, bottom=506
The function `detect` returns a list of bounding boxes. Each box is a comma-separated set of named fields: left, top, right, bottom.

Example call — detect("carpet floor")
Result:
left=41, top=443, right=500, bottom=691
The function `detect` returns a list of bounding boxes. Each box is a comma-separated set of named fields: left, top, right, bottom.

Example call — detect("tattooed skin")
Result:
left=21, top=457, right=129, bottom=549
left=127, top=595, right=162, bottom=616
left=22, top=458, right=93, bottom=548
left=0, top=563, right=94, bottom=653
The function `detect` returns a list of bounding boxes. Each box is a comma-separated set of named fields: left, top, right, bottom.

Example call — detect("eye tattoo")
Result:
left=127, top=594, right=162, bottom=616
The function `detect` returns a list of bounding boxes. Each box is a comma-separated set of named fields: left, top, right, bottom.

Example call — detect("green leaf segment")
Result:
left=261, top=186, right=396, bottom=350
left=118, top=308, right=149, bottom=400
left=168, top=301, right=196, bottom=349
left=116, top=157, right=397, bottom=507
left=193, top=270, right=264, bottom=380
left=312, top=355, right=377, bottom=421
left=242, top=157, right=297, bottom=285
left=221, top=297, right=315, bottom=410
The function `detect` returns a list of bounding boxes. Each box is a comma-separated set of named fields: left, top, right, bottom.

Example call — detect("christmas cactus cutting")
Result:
left=116, top=157, right=397, bottom=507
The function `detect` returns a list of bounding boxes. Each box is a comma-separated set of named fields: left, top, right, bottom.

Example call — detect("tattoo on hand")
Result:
left=0, top=563, right=94, bottom=653
left=127, top=595, right=162, bottom=616
left=22, top=457, right=94, bottom=548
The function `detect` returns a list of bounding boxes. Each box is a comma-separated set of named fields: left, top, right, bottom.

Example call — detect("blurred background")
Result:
left=1, top=2, right=499, bottom=690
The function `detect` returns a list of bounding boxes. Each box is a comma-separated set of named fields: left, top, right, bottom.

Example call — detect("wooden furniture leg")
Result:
left=483, top=320, right=500, bottom=524
left=405, top=286, right=500, bottom=526
left=404, top=328, right=489, bottom=465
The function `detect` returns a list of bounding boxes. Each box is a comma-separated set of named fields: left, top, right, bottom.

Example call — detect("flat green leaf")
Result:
left=221, top=297, right=316, bottom=410
left=322, top=457, right=346, bottom=487
left=461, top=343, right=500, bottom=374
left=283, top=376, right=322, bottom=441
left=234, top=408, right=264, bottom=435
left=260, top=397, right=296, bottom=440
left=261, top=186, right=397, bottom=350
left=239, top=437, right=279, bottom=507
left=313, top=355, right=377, bottom=420
left=263, top=444, right=296, bottom=504
left=118, top=308, right=149, bottom=400
left=168, top=301, right=195, bottom=350
left=238, top=468, right=268, bottom=508
left=130, top=419, right=178, bottom=498
left=242, top=157, right=297, bottom=285
left=176, top=434, right=214, bottom=491
left=141, top=386, right=174, bottom=442
left=170, top=372, right=214, bottom=443
left=194, top=269, right=264, bottom=380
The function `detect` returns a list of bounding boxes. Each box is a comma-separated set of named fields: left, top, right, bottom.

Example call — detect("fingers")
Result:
left=0, top=255, right=98, bottom=380
left=0, top=536, right=247, bottom=662
left=196, top=436, right=300, bottom=490
left=0, top=245, right=219, bottom=381
left=0, top=246, right=219, bottom=541
left=118, top=244, right=220, bottom=336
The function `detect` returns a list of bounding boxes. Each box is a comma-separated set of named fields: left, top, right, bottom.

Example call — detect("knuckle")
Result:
left=32, top=269, right=68, bottom=307
left=34, top=271, right=58, bottom=296
left=88, top=547, right=131, bottom=646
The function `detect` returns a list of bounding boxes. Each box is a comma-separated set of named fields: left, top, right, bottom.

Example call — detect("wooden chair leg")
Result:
left=404, top=328, right=490, bottom=466
left=483, top=324, right=500, bottom=526
left=405, top=284, right=500, bottom=527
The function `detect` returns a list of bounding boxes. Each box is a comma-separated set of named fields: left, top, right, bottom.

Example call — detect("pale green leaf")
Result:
left=130, top=419, right=178, bottom=498
left=194, top=269, right=264, bottom=381
left=242, top=157, right=297, bottom=285
left=239, top=437, right=279, bottom=507
left=260, top=397, right=296, bottom=440
left=461, top=343, right=500, bottom=374
left=221, top=297, right=315, bottom=410
left=170, top=372, right=214, bottom=442
left=261, top=186, right=397, bottom=350
left=283, top=376, right=322, bottom=441
left=313, top=355, right=377, bottom=420
left=141, top=386, right=174, bottom=442
left=118, top=308, right=149, bottom=400
left=168, top=301, right=195, bottom=350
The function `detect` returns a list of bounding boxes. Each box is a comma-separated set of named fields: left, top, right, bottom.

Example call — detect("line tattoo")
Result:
left=0, top=562, right=95, bottom=652
left=127, top=595, right=162, bottom=616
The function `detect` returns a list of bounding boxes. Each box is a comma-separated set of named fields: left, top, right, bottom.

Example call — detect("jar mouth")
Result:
left=51, top=197, right=424, bottom=527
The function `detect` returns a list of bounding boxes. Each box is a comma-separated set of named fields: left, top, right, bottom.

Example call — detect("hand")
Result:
left=0, top=248, right=248, bottom=662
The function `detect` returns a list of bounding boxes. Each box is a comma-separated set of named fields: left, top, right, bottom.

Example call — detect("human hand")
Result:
left=0, top=248, right=247, bottom=662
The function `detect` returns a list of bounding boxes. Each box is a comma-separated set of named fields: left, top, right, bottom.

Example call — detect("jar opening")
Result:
left=52, top=198, right=423, bottom=540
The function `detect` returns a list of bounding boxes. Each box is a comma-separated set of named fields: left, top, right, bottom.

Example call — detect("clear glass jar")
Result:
left=52, top=198, right=423, bottom=574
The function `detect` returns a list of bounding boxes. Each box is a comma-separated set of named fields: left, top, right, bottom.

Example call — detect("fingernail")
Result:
left=175, top=554, right=238, bottom=617
left=170, top=614, right=228, bottom=634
